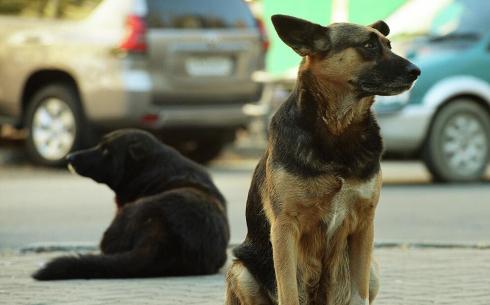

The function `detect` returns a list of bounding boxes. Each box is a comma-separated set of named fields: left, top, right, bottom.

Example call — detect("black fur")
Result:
left=233, top=155, right=276, bottom=294
left=272, top=83, right=383, bottom=179
left=33, top=129, right=229, bottom=280
left=233, top=81, right=383, bottom=297
left=369, top=20, right=390, bottom=36
left=271, top=14, right=330, bottom=56
left=270, top=14, right=420, bottom=97
left=233, top=15, right=419, bottom=301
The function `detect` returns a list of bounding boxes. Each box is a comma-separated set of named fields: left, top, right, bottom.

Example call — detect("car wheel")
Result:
left=423, top=99, right=490, bottom=182
left=25, top=83, right=86, bottom=166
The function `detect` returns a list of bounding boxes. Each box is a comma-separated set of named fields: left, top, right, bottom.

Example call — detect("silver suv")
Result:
left=0, top=0, right=267, bottom=165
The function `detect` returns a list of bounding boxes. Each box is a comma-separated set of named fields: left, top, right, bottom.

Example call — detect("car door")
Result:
left=0, top=0, right=58, bottom=119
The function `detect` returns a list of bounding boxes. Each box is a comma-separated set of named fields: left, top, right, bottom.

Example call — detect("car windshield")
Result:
left=146, top=0, right=255, bottom=29
left=430, top=0, right=490, bottom=37
left=389, top=0, right=490, bottom=40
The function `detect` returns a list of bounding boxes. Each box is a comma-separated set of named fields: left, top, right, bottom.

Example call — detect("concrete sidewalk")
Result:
left=1, top=247, right=490, bottom=305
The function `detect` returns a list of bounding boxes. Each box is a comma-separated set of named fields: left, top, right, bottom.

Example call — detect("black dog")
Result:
left=33, top=129, right=229, bottom=280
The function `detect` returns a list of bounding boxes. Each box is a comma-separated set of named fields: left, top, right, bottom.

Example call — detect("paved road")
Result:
left=1, top=157, right=489, bottom=250
left=1, top=144, right=490, bottom=305
left=2, top=248, right=490, bottom=305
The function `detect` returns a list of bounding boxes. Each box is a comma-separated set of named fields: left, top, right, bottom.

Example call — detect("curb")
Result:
left=373, top=241, right=490, bottom=250
left=19, top=240, right=490, bottom=254
left=20, top=242, right=97, bottom=253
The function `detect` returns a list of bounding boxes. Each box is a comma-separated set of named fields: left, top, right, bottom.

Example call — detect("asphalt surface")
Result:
left=2, top=248, right=490, bottom=305
left=1, top=141, right=490, bottom=305
left=0, top=150, right=489, bottom=250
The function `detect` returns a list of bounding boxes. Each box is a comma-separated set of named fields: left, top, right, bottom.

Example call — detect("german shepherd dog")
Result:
left=225, top=15, right=420, bottom=305
left=33, top=129, right=229, bottom=280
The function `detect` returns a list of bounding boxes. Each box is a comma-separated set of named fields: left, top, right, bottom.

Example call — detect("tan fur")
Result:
left=301, top=49, right=375, bottom=135
left=226, top=158, right=382, bottom=305
left=226, top=261, right=272, bottom=305
left=299, top=23, right=392, bottom=136
left=226, top=20, right=387, bottom=305
left=264, top=159, right=381, bottom=305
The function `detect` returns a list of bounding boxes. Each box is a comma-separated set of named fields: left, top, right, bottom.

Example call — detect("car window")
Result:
left=146, top=0, right=255, bottom=29
left=430, top=0, right=490, bottom=36
left=389, top=0, right=490, bottom=39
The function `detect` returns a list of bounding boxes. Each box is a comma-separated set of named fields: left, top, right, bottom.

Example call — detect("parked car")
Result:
left=0, top=0, right=267, bottom=165
left=375, top=0, right=490, bottom=182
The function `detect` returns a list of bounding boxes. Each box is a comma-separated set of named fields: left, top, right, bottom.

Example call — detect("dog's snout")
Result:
left=407, top=63, right=421, bottom=79
left=65, top=147, right=96, bottom=164
left=65, top=150, right=85, bottom=164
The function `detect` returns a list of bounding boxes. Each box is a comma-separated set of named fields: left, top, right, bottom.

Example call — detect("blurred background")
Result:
left=0, top=0, right=489, bottom=250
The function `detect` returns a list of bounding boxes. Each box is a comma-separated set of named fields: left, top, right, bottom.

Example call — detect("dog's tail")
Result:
left=32, top=250, right=156, bottom=281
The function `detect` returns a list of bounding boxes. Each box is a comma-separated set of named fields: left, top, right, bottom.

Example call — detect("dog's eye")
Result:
left=102, top=148, right=110, bottom=156
left=363, top=42, right=375, bottom=49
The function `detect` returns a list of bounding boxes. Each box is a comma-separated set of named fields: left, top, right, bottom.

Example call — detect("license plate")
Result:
left=185, top=57, right=233, bottom=76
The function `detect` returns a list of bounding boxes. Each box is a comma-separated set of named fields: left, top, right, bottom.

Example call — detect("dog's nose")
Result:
left=407, top=64, right=421, bottom=79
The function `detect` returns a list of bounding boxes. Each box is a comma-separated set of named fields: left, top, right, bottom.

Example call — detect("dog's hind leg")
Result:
left=100, top=217, right=133, bottom=254
left=225, top=261, right=272, bottom=305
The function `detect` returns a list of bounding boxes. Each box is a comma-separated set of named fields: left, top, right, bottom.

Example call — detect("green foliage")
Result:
left=0, top=0, right=102, bottom=20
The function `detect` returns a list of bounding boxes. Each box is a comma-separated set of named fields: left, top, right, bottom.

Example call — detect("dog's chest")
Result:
left=323, top=175, right=379, bottom=238
left=273, top=167, right=379, bottom=223
left=294, top=176, right=379, bottom=304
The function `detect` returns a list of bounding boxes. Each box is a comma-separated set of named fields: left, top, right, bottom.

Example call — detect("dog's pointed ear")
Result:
left=271, top=14, right=330, bottom=56
left=128, top=142, right=149, bottom=161
left=369, top=20, right=390, bottom=36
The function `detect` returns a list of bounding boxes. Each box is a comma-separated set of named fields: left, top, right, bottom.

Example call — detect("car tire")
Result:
left=25, top=83, right=86, bottom=166
left=423, top=99, right=490, bottom=182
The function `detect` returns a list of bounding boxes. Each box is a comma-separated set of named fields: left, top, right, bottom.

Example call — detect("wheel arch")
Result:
left=420, top=93, right=490, bottom=181
left=20, top=69, right=83, bottom=128
left=418, top=76, right=490, bottom=155
left=421, top=93, right=490, bottom=154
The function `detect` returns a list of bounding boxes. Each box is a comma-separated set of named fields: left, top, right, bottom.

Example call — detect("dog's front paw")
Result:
left=349, top=291, right=369, bottom=305
left=349, top=299, right=368, bottom=305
